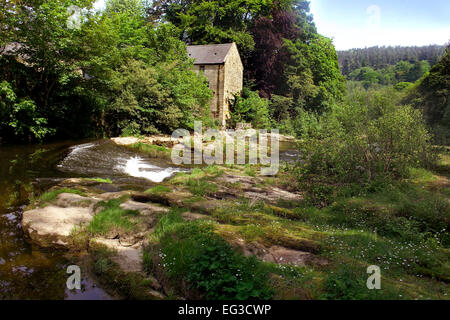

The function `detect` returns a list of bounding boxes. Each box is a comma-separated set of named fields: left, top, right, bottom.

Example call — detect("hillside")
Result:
left=338, top=45, right=445, bottom=76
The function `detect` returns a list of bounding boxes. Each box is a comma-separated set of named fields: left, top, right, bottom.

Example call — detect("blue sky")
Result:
left=309, top=0, right=450, bottom=49
left=94, top=0, right=449, bottom=50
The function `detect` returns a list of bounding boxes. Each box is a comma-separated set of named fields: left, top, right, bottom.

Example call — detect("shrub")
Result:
left=120, top=121, right=141, bottom=137
left=228, top=87, right=272, bottom=129
left=105, top=57, right=212, bottom=136
left=296, top=89, right=436, bottom=184
left=0, top=81, right=54, bottom=142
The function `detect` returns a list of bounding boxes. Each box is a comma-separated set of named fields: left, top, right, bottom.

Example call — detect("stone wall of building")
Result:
left=193, top=64, right=225, bottom=123
left=192, top=43, right=243, bottom=127
left=223, top=43, right=244, bottom=126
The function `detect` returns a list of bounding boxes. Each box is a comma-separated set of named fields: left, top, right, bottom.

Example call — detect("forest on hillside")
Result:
left=1, top=0, right=448, bottom=146
left=338, top=45, right=446, bottom=88
left=1, top=0, right=447, bottom=146
left=338, top=45, right=445, bottom=75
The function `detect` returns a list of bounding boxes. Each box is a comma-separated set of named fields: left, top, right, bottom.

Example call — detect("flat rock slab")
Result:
left=244, top=187, right=303, bottom=203
left=111, top=137, right=141, bottom=146
left=92, top=238, right=143, bottom=273
left=234, top=240, right=327, bottom=267
left=217, top=175, right=303, bottom=203
left=188, top=200, right=224, bottom=213
left=96, top=191, right=133, bottom=201
left=120, top=200, right=169, bottom=216
left=54, top=193, right=98, bottom=208
left=138, top=190, right=193, bottom=207
left=22, top=205, right=93, bottom=248
left=111, top=136, right=183, bottom=148
left=262, top=246, right=315, bottom=266
left=181, top=211, right=210, bottom=221
left=218, top=174, right=263, bottom=187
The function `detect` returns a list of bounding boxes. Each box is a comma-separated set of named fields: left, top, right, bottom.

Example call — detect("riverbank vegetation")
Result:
left=1, top=0, right=346, bottom=142
left=1, top=0, right=449, bottom=300
left=34, top=153, right=446, bottom=300
left=1, top=1, right=447, bottom=145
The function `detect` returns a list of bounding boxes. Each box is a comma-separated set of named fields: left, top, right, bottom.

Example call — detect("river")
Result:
left=0, top=139, right=188, bottom=299
left=0, top=138, right=299, bottom=299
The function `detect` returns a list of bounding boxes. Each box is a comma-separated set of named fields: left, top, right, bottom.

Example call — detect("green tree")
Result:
left=407, top=60, right=430, bottom=82
left=280, top=35, right=345, bottom=113
left=228, top=87, right=271, bottom=128
left=0, top=0, right=99, bottom=141
left=405, top=46, right=450, bottom=145
left=80, top=2, right=212, bottom=135
left=148, top=0, right=275, bottom=54
left=395, top=61, right=413, bottom=82
left=0, top=81, right=54, bottom=141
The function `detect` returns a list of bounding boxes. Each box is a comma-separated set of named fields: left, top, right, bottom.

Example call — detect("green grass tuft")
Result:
left=88, top=197, right=139, bottom=235
left=186, top=178, right=218, bottom=196
left=129, top=142, right=170, bottom=158
left=145, top=185, right=172, bottom=195
left=87, top=178, right=113, bottom=184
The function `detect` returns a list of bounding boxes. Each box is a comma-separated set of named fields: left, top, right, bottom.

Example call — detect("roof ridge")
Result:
left=186, top=43, right=236, bottom=65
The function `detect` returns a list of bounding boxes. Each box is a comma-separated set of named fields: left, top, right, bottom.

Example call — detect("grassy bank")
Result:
left=136, top=152, right=448, bottom=299
left=41, top=153, right=448, bottom=300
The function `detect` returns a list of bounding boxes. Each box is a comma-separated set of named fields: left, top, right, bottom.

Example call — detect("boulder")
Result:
left=232, top=240, right=327, bottom=267
left=91, top=238, right=143, bottom=273
left=22, top=205, right=93, bottom=248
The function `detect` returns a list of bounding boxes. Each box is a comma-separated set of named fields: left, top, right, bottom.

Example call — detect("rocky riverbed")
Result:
left=19, top=136, right=331, bottom=299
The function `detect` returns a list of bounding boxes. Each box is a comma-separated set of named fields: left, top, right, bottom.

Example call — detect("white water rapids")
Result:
left=117, top=156, right=184, bottom=183
left=58, top=140, right=185, bottom=183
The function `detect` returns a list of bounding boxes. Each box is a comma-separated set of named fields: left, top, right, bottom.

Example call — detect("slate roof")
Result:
left=187, top=43, right=234, bottom=65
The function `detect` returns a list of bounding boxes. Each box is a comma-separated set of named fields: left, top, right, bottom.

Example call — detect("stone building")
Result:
left=187, top=43, right=243, bottom=127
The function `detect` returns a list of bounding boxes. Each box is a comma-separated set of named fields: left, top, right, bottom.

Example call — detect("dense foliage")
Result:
left=145, top=211, right=273, bottom=300
left=0, top=0, right=211, bottom=143
left=147, top=0, right=345, bottom=132
left=405, top=46, right=450, bottom=145
left=0, top=0, right=446, bottom=152
left=347, top=60, right=431, bottom=88
left=295, top=86, right=435, bottom=185
left=227, top=87, right=271, bottom=128
left=0, top=0, right=347, bottom=143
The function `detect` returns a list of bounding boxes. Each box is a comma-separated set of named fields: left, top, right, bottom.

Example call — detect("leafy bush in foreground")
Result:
left=148, top=215, right=273, bottom=300
left=296, top=88, right=435, bottom=184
